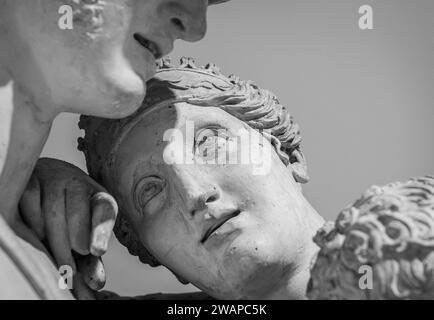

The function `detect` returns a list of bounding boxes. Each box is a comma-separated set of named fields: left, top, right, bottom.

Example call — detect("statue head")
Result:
left=0, top=0, right=227, bottom=118
left=79, top=57, right=323, bottom=299
left=308, top=176, right=434, bottom=300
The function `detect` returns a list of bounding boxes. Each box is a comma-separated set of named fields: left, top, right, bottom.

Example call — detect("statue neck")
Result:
left=0, top=81, right=54, bottom=225
left=0, top=3, right=57, bottom=224
left=264, top=243, right=320, bottom=300
left=264, top=202, right=324, bottom=300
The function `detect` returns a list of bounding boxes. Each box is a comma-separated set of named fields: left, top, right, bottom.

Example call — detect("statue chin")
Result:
left=92, top=63, right=148, bottom=119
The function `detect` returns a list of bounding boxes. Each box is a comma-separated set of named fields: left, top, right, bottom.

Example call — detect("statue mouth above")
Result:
left=200, top=209, right=242, bottom=244
left=134, top=33, right=163, bottom=60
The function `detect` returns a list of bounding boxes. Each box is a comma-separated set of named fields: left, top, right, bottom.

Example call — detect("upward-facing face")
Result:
left=112, top=103, right=315, bottom=299
left=4, top=0, right=208, bottom=118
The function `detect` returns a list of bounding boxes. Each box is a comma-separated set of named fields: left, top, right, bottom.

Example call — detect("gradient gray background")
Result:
left=41, top=0, right=434, bottom=295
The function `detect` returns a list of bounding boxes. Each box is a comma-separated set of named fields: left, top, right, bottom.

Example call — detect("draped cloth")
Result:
left=0, top=215, right=74, bottom=299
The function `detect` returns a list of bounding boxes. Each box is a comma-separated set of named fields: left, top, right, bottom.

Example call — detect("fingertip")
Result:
left=90, top=192, right=118, bottom=256
left=72, top=245, right=90, bottom=256
left=90, top=246, right=106, bottom=257
left=76, top=255, right=106, bottom=291
left=90, top=223, right=113, bottom=256
left=73, top=275, right=96, bottom=300
left=91, top=192, right=118, bottom=218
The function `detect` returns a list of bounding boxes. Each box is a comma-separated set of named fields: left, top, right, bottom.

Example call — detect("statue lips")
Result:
left=133, top=33, right=164, bottom=59
left=201, top=209, right=242, bottom=246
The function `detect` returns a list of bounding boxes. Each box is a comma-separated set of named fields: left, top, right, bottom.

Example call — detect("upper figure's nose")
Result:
left=159, top=0, right=208, bottom=42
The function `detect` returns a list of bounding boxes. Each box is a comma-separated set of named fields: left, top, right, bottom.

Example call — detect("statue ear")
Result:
left=289, top=148, right=309, bottom=184
left=113, top=213, right=160, bottom=267
left=269, top=134, right=309, bottom=184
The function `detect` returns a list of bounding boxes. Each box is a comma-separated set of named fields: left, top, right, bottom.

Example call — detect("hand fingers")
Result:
left=75, top=254, right=106, bottom=291
left=90, top=192, right=118, bottom=256
left=66, top=181, right=91, bottom=255
left=19, top=173, right=44, bottom=239
left=42, top=186, right=77, bottom=274
left=94, top=290, right=121, bottom=300
left=72, top=272, right=96, bottom=300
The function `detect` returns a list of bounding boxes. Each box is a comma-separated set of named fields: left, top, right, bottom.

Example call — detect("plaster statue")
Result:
left=79, top=58, right=434, bottom=300
left=308, top=176, right=434, bottom=300
left=0, top=0, right=226, bottom=299
left=78, top=57, right=325, bottom=299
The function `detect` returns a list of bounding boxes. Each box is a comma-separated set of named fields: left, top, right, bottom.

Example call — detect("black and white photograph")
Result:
left=0, top=0, right=433, bottom=311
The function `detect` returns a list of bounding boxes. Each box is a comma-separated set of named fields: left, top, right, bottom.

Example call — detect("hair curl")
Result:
left=308, top=176, right=434, bottom=300
left=78, top=57, right=308, bottom=267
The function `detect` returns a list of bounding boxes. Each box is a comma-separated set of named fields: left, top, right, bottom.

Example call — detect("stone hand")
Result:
left=19, top=158, right=118, bottom=299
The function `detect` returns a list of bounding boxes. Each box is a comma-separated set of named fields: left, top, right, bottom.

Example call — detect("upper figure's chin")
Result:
left=97, top=65, right=148, bottom=119
left=102, top=82, right=146, bottom=119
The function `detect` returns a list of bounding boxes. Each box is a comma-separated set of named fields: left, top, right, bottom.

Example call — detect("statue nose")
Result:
left=189, top=187, right=221, bottom=217
left=172, top=164, right=221, bottom=215
left=162, top=0, right=208, bottom=42
left=198, top=188, right=220, bottom=207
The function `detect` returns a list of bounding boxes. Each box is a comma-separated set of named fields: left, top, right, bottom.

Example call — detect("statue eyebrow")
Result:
left=133, top=160, right=162, bottom=181
left=192, top=124, right=229, bottom=145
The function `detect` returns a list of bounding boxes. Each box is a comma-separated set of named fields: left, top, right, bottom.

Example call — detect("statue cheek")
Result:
left=163, top=140, right=185, bottom=165
left=64, top=0, right=133, bottom=44
left=62, top=0, right=106, bottom=39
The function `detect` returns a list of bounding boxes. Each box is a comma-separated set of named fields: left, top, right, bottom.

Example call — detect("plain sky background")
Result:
left=41, top=0, right=434, bottom=296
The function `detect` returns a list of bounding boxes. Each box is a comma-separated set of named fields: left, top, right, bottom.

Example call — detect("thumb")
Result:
left=75, top=253, right=106, bottom=291
left=90, top=192, right=118, bottom=256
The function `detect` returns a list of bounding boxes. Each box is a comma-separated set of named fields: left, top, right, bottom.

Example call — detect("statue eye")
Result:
left=134, top=176, right=166, bottom=211
left=195, top=127, right=230, bottom=160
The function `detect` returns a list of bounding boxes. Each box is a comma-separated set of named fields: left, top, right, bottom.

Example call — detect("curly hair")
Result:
left=78, top=57, right=308, bottom=267
left=307, top=176, right=434, bottom=300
